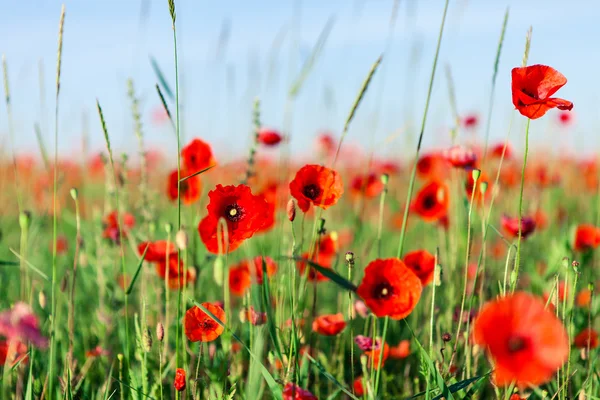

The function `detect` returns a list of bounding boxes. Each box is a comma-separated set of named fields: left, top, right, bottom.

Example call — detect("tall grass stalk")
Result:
left=48, top=6, right=65, bottom=398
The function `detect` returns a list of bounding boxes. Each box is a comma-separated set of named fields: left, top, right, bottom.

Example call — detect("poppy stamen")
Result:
left=225, top=204, right=244, bottom=222
left=373, top=283, right=393, bottom=299
left=303, top=184, right=321, bottom=200
left=507, top=336, right=527, bottom=353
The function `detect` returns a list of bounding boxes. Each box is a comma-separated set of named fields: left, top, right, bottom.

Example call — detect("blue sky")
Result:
left=1, top=0, right=599, bottom=161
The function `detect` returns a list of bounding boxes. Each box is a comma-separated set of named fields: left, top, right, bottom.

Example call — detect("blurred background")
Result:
left=1, top=0, right=598, bottom=160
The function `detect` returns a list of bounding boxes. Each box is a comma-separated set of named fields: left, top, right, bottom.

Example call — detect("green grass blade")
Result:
left=149, top=56, right=174, bottom=100
left=289, top=256, right=357, bottom=292
left=126, top=244, right=150, bottom=295
left=111, top=377, right=155, bottom=399
left=306, top=354, right=360, bottom=400
left=9, top=249, right=49, bottom=281
left=260, top=257, right=284, bottom=362
left=179, top=165, right=216, bottom=182
left=192, top=300, right=283, bottom=399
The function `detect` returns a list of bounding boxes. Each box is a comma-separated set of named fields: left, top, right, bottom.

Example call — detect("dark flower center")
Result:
left=507, top=335, right=527, bottom=353
left=225, top=204, right=245, bottom=222
left=201, top=319, right=216, bottom=331
left=422, top=194, right=436, bottom=210
left=303, top=184, right=321, bottom=200
left=373, top=282, right=393, bottom=300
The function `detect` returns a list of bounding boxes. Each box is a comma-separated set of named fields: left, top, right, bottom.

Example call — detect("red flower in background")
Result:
left=357, top=258, right=422, bottom=320
left=167, top=170, right=201, bottom=205
left=257, top=128, right=283, bottom=146
left=315, top=132, right=336, bottom=155
left=403, top=249, right=436, bottom=286
left=312, top=313, right=346, bottom=336
left=465, top=170, right=492, bottom=204
left=289, top=164, right=344, bottom=212
left=501, top=215, right=536, bottom=239
left=198, top=184, right=268, bottom=253
left=184, top=303, right=225, bottom=342
left=573, top=328, right=599, bottom=349
left=137, top=240, right=177, bottom=263
left=102, top=211, right=135, bottom=243
left=364, top=342, right=390, bottom=370
left=462, top=114, right=479, bottom=129
left=558, top=110, right=573, bottom=126
left=416, top=153, right=447, bottom=180
left=0, top=341, right=28, bottom=367
left=473, top=292, right=569, bottom=387
left=174, top=368, right=186, bottom=392
left=181, top=138, right=216, bottom=174
left=574, top=224, right=600, bottom=252
left=256, top=183, right=279, bottom=234
left=490, top=142, right=513, bottom=159
left=155, top=258, right=196, bottom=290
left=351, top=173, right=384, bottom=198
left=411, top=181, right=449, bottom=222
left=251, top=256, right=278, bottom=284
left=511, top=65, right=573, bottom=120
left=240, top=306, right=267, bottom=326
left=229, top=263, right=252, bottom=296
left=443, top=145, right=477, bottom=169
left=390, top=340, right=411, bottom=359
left=283, top=383, right=317, bottom=400
left=297, top=251, right=333, bottom=282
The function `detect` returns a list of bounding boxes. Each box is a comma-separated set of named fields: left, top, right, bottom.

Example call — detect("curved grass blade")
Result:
left=111, top=377, right=155, bottom=399
left=126, top=244, right=150, bottom=295
left=180, top=164, right=216, bottom=182
left=192, top=300, right=283, bottom=399
left=409, top=374, right=489, bottom=399
left=305, top=354, right=360, bottom=400
left=9, top=249, right=49, bottom=281
left=461, top=372, right=492, bottom=400
left=260, top=257, right=284, bottom=362
left=150, top=56, right=174, bottom=100
left=289, top=17, right=335, bottom=98
left=288, top=256, right=357, bottom=292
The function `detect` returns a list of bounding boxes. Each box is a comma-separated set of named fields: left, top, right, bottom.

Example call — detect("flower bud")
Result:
left=287, top=199, right=296, bottom=222
left=156, top=322, right=165, bottom=342
left=142, top=328, right=152, bottom=352
left=175, top=230, right=188, bottom=250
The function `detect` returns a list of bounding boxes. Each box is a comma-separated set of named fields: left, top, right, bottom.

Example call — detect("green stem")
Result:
left=511, top=118, right=531, bottom=292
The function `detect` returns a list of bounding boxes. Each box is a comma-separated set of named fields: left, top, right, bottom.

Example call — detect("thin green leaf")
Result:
left=306, top=354, right=360, bottom=400
left=288, top=256, right=357, bottom=292
left=192, top=300, right=283, bottom=399
left=103, top=360, right=115, bottom=400
left=0, top=260, right=19, bottom=266
left=66, top=368, right=73, bottom=400
left=126, top=244, right=150, bottom=295
left=405, top=321, right=455, bottom=400
left=111, top=377, right=155, bottom=399
left=289, top=17, right=335, bottom=97
left=179, top=164, right=216, bottom=182
left=409, top=374, right=489, bottom=400
left=260, top=257, right=284, bottom=362
left=149, top=56, right=174, bottom=100
left=9, top=249, right=49, bottom=281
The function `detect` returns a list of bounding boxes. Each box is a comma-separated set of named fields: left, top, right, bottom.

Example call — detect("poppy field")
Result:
left=1, top=1, right=599, bottom=400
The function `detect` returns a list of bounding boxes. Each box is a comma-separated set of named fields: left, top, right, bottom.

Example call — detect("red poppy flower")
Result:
left=229, top=263, right=251, bottom=296
left=416, top=153, right=447, bottom=180
left=389, top=340, right=411, bottom=359
left=181, top=138, right=216, bottom=174
left=174, top=368, right=186, bottom=392
left=52, top=235, right=69, bottom=255
left=465, top=170, right=492, bottom=204
left=558, top=110, right=573, bottom=126
left=240, top=306, right=267, bottom=326
left=365, top=342, right=390, bottom=370
left=473, top=292, right=569, bottom=387
left=576, top=289, right=592, bottom=308
left=574, top=224, right=600, bottom=252
left=501, top=215, right=536, bottom=239
left=85, top=345, right=109, bottom=358
left=462, top=114, right=479, bottom=129
left=256, top=183, right=279, bottom=234
left=403, top=250, right=435, bottom=286
left=315, top=132, right=336, bottom=155
left=317, top=233, right=338, bottom=258
left=509, top=395, right=525, bottom=400
left=357, top=258, right=422, bottom=320
left=138, top=240, right=177, bottom=263
left=198, top=184, right=269, bottom=253
left=350, top=173, right=384, bottom=198
left=282, top=383, right=317, bottom=400
left=155, top=258, right=196, bottom=290
left=102, top=211, right=135, bottom=243
left=184, top=303, right=226, bottom=342
left=167, top=170, right=202, bottom=205
left=443, top=145, right=477, bottom=169
left=490, top=142, right=513, bottom=159
left=353, top=377, right=365, bottom=396
left=251, top=256, right=278, bottom=284
left=573, top=328, right=599, bottom=349
left=257, top=128, right=283, bottom=146
left=0, top=341, right=28, bottom=367
left=511, top=65, right=573, bottom=120
left=411, top=181, right=449, bottom=222
left=289, top=164, right=344, bottom=213
left=312, top=313, right=346, bottom=336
